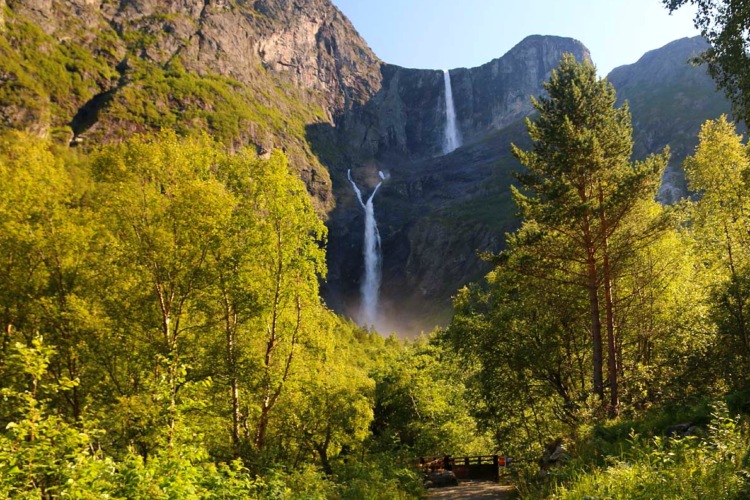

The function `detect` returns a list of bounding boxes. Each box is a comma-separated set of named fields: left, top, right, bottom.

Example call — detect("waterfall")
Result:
left=348, top=169, right=384, bottom=327
left=442, top=69, right=462, bottom=154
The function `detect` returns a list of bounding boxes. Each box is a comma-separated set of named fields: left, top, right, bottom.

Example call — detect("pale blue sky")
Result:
left=331, top=0, right=699, bottom=76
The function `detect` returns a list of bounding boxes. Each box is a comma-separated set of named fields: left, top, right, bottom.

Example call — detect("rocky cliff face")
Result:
left=607, top=36, right=732, bottom=203
left=1, top=0, right=383, bottom=212
left=8, top=0, right=382, bottom=115
left=334, top=35, right=590, bottom=161
left=253, top=0, right=382, bottom=115
left=322, top=36, right=591, bottom=333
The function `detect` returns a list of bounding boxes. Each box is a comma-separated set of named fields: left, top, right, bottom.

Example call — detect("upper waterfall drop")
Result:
left=442, top=69, right=462, bottom=154
left=348, top=169, right=384, bottom=328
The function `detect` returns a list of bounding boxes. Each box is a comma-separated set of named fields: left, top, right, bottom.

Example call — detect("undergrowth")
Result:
left=516, top=403, right=750, bottom=499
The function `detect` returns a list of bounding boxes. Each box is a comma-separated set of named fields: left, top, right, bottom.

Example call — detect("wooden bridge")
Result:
left=420, top=455, right=511, bottom=483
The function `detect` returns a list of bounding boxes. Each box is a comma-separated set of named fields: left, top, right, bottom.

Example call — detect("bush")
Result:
left=537, top=403, right=750, bottom=499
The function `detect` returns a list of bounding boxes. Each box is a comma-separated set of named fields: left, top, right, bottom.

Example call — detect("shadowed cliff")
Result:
left=312, top=35, right=591, bottom=334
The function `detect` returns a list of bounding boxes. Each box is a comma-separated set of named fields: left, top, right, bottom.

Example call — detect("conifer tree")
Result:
left=511, top=54, right=666, bottom=414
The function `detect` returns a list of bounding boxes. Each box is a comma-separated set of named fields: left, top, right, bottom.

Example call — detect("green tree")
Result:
left=91, top=131, right=236, bottom=449
left=446, top=261, right=593, bottom=453
left=0, top=132, right=107, bottom=422
left=285, top=328, right=375, bottom=475
left=683, top=116, right=750, bottom=386
left=241, top=150, right=327, bottom=453
left=511, top=54, right=667, bottom=414
left=664, top=0, right=750, bottom=124
left=0, top=132, right=69, bottom=359
left=0, top=130, right=431, bottom=497
left=0, top=337, right=118, bottom=498
left=370, top=336, right=487, bottom=458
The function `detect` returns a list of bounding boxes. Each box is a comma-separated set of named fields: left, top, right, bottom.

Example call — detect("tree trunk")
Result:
left=314, top=439, right=333, bottom=476
left=230, top=371, right=241, bottom=455
left=587, top=256, right=605, bottom=401
left=724, top=222, right=750, bottom=354
left=225, top=302, right=241, bottom=458
left=599, top=185, right=619, bottom=417
left=255, top=405, right=270, bottom=451
left=581, top=196, right=604, bottom=403
left=602, top=248, right=619, bottom=416
left=156, top=284, right=177, bottom=448
left=582, top=210, right=604, bottom=403
left=2, top=321, right=10, bottom=357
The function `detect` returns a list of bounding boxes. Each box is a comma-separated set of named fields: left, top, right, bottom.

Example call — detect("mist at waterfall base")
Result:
left=442, top=69, right=462, bottom=154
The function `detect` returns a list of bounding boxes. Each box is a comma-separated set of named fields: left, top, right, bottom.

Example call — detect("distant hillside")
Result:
left=608, top=36, right=732, bottom=202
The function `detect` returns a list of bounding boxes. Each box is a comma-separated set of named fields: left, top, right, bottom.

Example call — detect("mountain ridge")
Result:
left=0, top=1, right=734, bottom=334
left=608, top=35, right=732, bottom=203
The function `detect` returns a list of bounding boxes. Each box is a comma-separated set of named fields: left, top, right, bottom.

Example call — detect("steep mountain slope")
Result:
left=328, top=35, right=590, bottom=162
left=608, top=36, right=732, bottom=202
left=0, top=0, right=383, bottom=212
left=321, top=36, right=591, bottom=333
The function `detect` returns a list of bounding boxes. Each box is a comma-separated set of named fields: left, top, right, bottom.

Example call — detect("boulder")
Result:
left=424, top=470, right=458, bottom=488
left=665, top=422, right=693, bottom=437
left=538, top=437, right=566, bottom=479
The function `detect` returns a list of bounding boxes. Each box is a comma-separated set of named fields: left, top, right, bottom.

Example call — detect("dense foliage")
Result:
left=0, top=131, right=493, bottom=498
left=444, top=57, right=750, bottom=497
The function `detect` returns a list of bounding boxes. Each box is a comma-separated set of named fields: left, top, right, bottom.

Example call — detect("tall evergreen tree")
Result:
left=511, top=54, right=666, bottom=414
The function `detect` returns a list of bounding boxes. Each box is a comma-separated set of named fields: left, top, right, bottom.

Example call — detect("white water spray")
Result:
left=442, top=69, right=462, bottom=154
left=348, top=169, right=384, bottom=327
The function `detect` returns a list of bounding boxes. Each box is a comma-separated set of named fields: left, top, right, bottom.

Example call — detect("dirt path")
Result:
left=427, top=480, right=517, bottom=499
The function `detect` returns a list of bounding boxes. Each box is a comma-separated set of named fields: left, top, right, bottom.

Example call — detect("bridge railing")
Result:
left=418, top=454, right=511, bottom=482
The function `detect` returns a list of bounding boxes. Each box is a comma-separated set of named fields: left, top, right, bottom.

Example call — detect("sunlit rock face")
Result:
left=2, top=0, right=384, bottom=213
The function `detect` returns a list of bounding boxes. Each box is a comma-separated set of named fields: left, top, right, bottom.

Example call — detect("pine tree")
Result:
left=511, top=54, right=666, bottom=414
